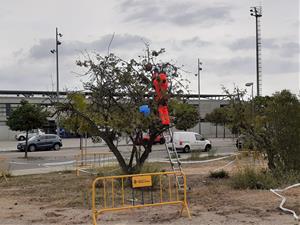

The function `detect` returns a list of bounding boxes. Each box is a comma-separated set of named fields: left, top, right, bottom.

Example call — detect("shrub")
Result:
left=139, top=162, right=164, bottom=174
left=209, top=169, right=229, bottom=179
left=272, top=169, right=300, bottom=186
left=231, top=167, right=278, bottom=189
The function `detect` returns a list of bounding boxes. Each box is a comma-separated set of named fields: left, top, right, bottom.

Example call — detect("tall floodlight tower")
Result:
left=50, top=27, right=63, bottom=136
left=250, top=6, right=262, bottom=96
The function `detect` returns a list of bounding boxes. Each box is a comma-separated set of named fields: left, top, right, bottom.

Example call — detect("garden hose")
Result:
left=270, top=183, right=300, bottom=221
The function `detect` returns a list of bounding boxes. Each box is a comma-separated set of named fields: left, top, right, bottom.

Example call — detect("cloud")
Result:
left=181, top=37, right=211, bottom=48
left=228, top=37, right=279, bottom=51
left=28, top=34, right=149, bottom=60
left=228, top=37, right=299, bottom=58
left=208, top=56, right=255, bottom=75
left=208, top=56, right=298, bottom=76
left=279, top=42, right=300, bottom=58
left=263, top=59, right=299, bottom=74
left=119, top=0, right=233, bottom=26
left=29, top=38, right=55, bottom=59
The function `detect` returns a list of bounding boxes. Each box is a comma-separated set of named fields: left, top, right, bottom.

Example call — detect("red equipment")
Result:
left=152, top=71, right=170, bottom=125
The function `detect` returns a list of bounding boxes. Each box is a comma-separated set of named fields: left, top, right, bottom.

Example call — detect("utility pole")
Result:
left=50, top=27, right=62, bottom=136
left=250, top=6, right=262, bottom=96
left=196, top=59, right=202, bottom=134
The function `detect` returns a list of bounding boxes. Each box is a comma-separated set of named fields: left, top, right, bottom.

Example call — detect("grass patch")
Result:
left=231, top=166, right=300, bottom=190
left=231, top=167, right=277, bottom=189
left=209, top=169, right=229, bottom=179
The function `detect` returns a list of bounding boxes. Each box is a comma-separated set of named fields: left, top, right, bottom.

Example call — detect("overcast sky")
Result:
left=0, top=0, right=299, bottom=97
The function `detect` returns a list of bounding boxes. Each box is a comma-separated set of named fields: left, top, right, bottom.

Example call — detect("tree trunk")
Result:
left=223, top=123, right=226, bottom=138
left=215, top=124, right=218, bottom=138
left=25, top=130, right=28, bottom=159
left=103, top=136, right=128, bottom=173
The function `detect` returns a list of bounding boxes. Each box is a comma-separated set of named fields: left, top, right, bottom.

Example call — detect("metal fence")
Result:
left=75, top=152, right=117, bottom=176
left=92, top=171, right=191, bottom=225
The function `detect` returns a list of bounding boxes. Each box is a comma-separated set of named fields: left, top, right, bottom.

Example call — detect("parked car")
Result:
left=15, top=129, right=45, bottom=141
left=142, top=133, right=166, bottom=145
left=167, top=131, right=211, bottom=153
left=17, top=134, right=62, bottom=152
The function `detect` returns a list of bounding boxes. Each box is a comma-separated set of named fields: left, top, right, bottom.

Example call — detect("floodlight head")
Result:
left=57, top=40, right=62, bottom=45
left=58, top=33, right=63, bottom=37
left=50, top=49, right=55, bottom=54
left=245, top=82, right=253, bottom=87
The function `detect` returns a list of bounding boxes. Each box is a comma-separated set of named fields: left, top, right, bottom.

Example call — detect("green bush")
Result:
left=139, top=162, right=164, bottom=174
left=231, top=167, right=278, bottom=189
left=209, top=169, right=229, bottom=179
left=272, top=169, right=300, bottom=186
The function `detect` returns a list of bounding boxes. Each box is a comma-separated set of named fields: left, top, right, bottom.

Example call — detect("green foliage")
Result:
left=272, top=169, right=300, bottom=186
left=170, top=100, right=199, bottom=131
left=221, top=86, right=248, bottom=135
left=263, top=90, right=300, bottom=171
left=205, top=107, right=228, bottom=125
left=222, top=87, right=300, bottom=172
left=60, top=93, right=92, bottom=135
left=59, top=50, right=191, bottom=173
left=231, top=167, right=277, bottom=189
left=6, top=100, right=48, bottom=132
left=209, top=169, right=229, bottom=179
left=231, top=167, right=300, bottom=189
left=6, top=100, right=48, bottom=158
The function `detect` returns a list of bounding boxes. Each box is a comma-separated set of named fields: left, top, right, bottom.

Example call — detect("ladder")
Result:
left=163, top=128, right=185, bottom=189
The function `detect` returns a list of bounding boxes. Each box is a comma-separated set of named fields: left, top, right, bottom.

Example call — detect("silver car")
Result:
left=17, top=134, right=62, bottom=152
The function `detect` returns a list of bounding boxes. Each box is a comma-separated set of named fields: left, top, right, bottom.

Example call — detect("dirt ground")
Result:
left=0, top=160, right=299, bottom=225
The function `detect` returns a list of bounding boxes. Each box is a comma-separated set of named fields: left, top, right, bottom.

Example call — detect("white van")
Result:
left=167, top=131, right=211, bottom=153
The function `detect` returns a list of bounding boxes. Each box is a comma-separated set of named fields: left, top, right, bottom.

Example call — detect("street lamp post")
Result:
left=195, top=59, right=202, bottom=134
left=250, top=6, right=262, bottom=97
left=50, top=27, right=62, bottom=136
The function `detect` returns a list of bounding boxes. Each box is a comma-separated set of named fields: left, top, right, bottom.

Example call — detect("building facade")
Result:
left=0, top=90, right=233, bottom=140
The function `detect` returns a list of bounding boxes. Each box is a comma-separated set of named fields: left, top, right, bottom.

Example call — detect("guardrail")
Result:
left=75, top=152, right=116, bottom=176
left=92, top=171, right=191, bottom=225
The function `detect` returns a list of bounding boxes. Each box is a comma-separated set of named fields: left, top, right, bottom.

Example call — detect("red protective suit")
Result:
left=152, top=72, right=170, bottom=125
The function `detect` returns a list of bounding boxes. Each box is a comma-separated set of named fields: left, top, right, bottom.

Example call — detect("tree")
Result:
left=6, top=100, right=49, bottom=158
left=221, top=86, right=248, bottom=136
left=169, top=99, right=199, bottom=131
left=221, top=87, right=300, bottom=172
left=205, top=107, right=228, bottom=137
left=257, top=90, right=300, bottom=171
left=58, top=50, right=194, bottom=174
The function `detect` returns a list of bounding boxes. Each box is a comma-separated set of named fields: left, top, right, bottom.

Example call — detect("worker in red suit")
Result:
left=152, top=70, right=170, bottom=126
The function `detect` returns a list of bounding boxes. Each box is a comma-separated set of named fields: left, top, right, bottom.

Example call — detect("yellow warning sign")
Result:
left=132, top=175, right=152, bottom=188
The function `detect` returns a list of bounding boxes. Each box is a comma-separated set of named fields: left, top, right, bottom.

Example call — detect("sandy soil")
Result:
left=0, top=160, right=299, bottom=225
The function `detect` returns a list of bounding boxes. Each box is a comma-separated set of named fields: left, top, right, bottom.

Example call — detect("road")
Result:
left=0, top=138, right=236, bottom=175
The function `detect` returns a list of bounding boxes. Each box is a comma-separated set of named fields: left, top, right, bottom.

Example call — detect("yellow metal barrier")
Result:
left=92, top=171, right=191, bottom=225
left=75, top=152, right=116, bottom=176
left=0, top=157, right=8, bottom=183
